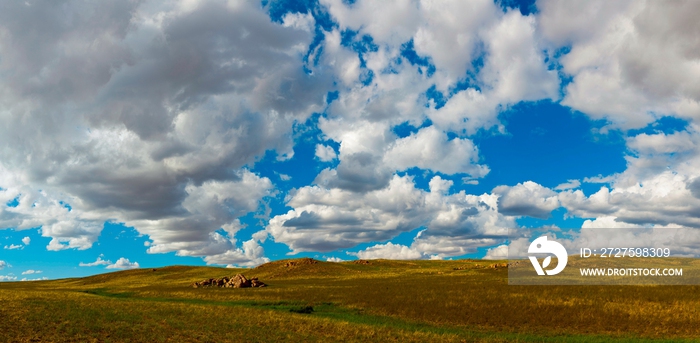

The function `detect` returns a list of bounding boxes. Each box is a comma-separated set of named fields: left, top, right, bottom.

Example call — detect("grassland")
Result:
left=1, top=258, right=699, bottom=342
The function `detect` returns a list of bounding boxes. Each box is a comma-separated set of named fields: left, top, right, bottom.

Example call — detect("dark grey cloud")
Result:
left=0, top=0, right=139, bottom=103
left=688, top=178, right=700, bottom=199
left=322, top=152, right=393, bottom=192
left=0, top=0, right=328, bottom=260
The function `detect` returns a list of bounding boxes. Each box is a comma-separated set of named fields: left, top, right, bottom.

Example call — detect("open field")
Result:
left=1, top=258, right=699, bottom=342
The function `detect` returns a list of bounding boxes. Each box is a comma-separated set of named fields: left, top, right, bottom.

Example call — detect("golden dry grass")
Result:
left=0, top=258, right=698, bottom=342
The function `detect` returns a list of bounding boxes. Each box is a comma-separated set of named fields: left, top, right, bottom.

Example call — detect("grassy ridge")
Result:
left=1, top=259, right=698, bottom=342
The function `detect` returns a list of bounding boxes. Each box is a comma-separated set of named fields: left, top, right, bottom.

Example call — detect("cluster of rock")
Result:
left=453, top=261, right=521, bottom=270
left=284, top=258, right=318, bottom=267
left=191, top=274, right=266, bottom=288
left=489, top=262, right=509, bottom=269
left=353, top=260, right=371, bottom=265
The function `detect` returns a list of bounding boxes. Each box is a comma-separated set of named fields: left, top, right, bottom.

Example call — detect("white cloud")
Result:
left=282, top=12, right=315, bottom=32
left=312, top=0, right=560, bottom=196
left=462, top=177, right=479, bottom=185
left=202, top=239, right=270, bottom=268
left=426, top=8, right=559, bottom=134
left=4, top=0, right=698, bottom=265
left=21, top=277, right=48, bottom=281
left=555, top=179, right=581, bottom=191
left=21, top=270, right=41, bottom=275
left=269, top=175, right=428, bottom=252
left=106, top=257, right=140, bottom=270
left=580, top=216, right=644, bottom=230
left=269, top=175, right=513, bottom=257
left=483, top=244, right=508, bottom=260
left=325, top=256, right=345, bottom=262
left=414, top=0, right=500, bottom=83
left=0, top=260, right=8, bottom=269
left=0, top=275, right=17, bottom=281
left=384, top=126, right=489, bottom=177
left=583, top=175, right=617, bottom=184
left=539, top=0, right=700, bottom=129
left=351, top=242, right=422, bottom=260
left=478, top=10, right=560, bottom=103
left=321, top=0, right=421, bottom=46
left=507, top=226, right=700, bottom=259
left=562, top=172, right=700, bottom=228
left=493, top=181, right=560, bottom=218
left=315, top=144, right=338, bottom=162
left=411, top=235, right=504, bottom=259
left=4, top=244, right=22, bottom=250
left=627, top=131, right=696, bottom=155
left=79, top=257, right=111, bottom=267
left=558, top=124, right=700, bottom=229
left=21, top=237, right=30, bottom=245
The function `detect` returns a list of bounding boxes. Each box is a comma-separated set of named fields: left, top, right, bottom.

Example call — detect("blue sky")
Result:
left=1, top=0, right=699, bottom=280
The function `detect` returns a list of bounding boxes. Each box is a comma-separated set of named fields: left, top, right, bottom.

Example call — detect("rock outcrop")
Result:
left=453, top=261, right=521, bottom=270
left=191, top=274, right=266, bottom=289
left=284, top=258, right=318, bottom=267
left=488, top=262, right=508, bottom=269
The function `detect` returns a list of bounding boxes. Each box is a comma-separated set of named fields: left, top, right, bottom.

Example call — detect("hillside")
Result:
left=0, top=258, right=698, bottom=342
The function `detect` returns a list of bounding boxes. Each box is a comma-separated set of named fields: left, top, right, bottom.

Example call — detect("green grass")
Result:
left=0, top=258, right=698, bottom=342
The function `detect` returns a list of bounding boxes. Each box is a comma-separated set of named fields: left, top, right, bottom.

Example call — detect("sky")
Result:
left=1, top=0, right=700, bottom=280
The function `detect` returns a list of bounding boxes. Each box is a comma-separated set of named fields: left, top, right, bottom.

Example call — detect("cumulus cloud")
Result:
left=21, top=270, right=42, bottom=275
left=311, top=0, right=559, bottom=195
left=269, top=175, right=513, bottom=257
left=21, top=277, right=48, bottom=281
left=1, top=236, right=31, bottom=250
left=426, top=9, right=559, bottom=134
left=106, top=258, right=140, bottom=270
left=627, top=131, right=696, bottom=155
left=539, top=0, right=700, bottom=129
left=269, top=175, right=429, bottom=252
left=562, top=172, right=700, bottom=228
left=325, top=256, right=345, bottom=262
left=131, top=170, right=274, bottom=258
left=0, top=275, right=17, bottom=281
left=483, top=244, right=508, bottom=260
left=556, top=122, right=700, bottom=229
left=0, top=261, right=8, bottom=269
left=203, top=238, right=270, bottom=268
left=79, top=257, right=111, bottom=267
left=315, top=144, right=338, bottom=162
left=147, top=1, right=700, bottom=261
left=384, top=126, right=489, bottom=176
left=493, top=181, right=560, bottom=219
left=0, top=0, right=326, bottom=265
left=507, top=226, right=700, bottom=259
left=351, top=242, right=422, bottom=260
left=4, top=0, right=697, bottom=266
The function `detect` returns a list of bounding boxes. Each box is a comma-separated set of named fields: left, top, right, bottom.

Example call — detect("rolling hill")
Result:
left=0, top=258, right=697, bottom=342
